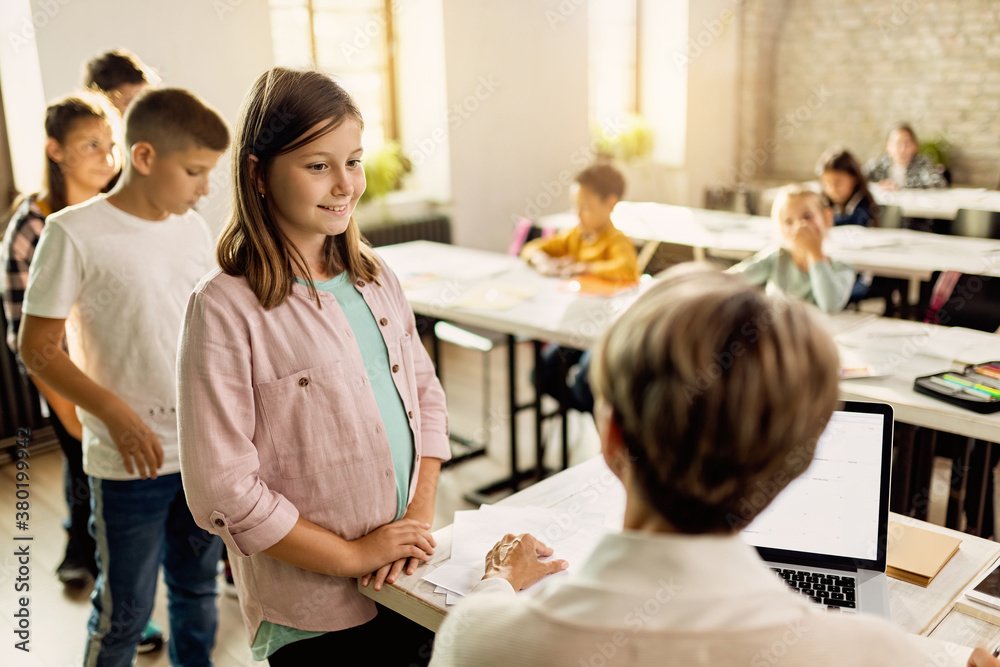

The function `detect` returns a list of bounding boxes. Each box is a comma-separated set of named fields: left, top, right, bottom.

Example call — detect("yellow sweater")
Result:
left=520, top=224, right=639, bottom=282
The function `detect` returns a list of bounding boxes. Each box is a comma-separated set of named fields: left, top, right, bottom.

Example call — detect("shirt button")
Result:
left=385, top=470, right=391, bottom=478
left=298, top=377, right=309, bottom=387
left=379, top=317, right=388, bottom=326
left=392, top=364, right=399, bottom=373
left=214, top=518, right=225, bottom=527
left=356, top=280, right=365, bottom=287
left=408, top=411, right=413, bottom=419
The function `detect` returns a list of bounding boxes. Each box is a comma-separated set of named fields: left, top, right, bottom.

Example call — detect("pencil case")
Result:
left=913, top=361, right=1000, bottom=414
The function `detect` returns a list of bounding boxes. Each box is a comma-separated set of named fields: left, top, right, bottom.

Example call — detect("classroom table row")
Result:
left=761, top=184, right=1000, bottom=220
left=538, top=201, right=1000, bottom=305
left=378, top=241, right=1000, bottom=443
left=359, top=456, right=1000, bottom=664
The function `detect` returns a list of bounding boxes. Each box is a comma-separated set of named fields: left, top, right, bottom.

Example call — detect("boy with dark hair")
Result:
left=521, top=162, right=638, bottom=282
left=521, top=163, right=639, bottom=412
left=20, top=86, right=229, bottom=666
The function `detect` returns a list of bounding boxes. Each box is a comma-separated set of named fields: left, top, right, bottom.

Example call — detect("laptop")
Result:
left=741, top=400, right=893, bottom=617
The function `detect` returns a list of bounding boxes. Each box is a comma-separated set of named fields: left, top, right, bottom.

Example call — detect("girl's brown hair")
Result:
left=816, top=148, right=880, bottom=226
left=43, top=92, right=116, bottom=213
left=217, top=67, right=380, bottom=309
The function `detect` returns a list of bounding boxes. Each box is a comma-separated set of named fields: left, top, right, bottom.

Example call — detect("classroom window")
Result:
left=589, top=0, right=688, bottom=166
left=267, top=0, right=397, bottom=149
left=588, top=0, right=638, bottom=128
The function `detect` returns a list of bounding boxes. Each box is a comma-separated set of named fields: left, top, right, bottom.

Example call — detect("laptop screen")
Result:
left=741, top=405, right=890, bottom=566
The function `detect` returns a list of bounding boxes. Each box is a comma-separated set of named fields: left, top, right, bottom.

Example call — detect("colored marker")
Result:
left=941, top=374, right=1000, bottom=399
left=976, top=365, right=1000, bottom=379
left=926, top=376, right=961, bottom=394
left=975, top=367, right=1000, bottom=380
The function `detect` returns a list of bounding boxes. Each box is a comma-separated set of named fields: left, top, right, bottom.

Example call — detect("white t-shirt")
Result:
left=23, top=195, right=215, bottom=480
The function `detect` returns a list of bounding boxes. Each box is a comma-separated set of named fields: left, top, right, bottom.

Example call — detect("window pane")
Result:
left=344, top=74, right=385, bottom=124
left=268, top=0, right=393, bottom=149
left=314, top=10, right=386, bottom=72
left=270, top=7, right=313, bottom=67
left=589, top=0, right=637, bottom=123
left=313, top=0, right=381, bottom=11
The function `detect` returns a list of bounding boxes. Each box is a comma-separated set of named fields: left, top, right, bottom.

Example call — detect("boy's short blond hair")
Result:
left=770, top=184, right=829, bottom=221
left=124, top=87, right=229, bottom=155
left=590, top=263, right=840, bottom=533
left=576, top=163, right=626, bottom=201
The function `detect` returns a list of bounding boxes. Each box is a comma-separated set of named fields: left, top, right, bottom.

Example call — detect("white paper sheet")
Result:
left=452, top=282, right=539, bottom=311
left=423, top=504, right=612, bottom=598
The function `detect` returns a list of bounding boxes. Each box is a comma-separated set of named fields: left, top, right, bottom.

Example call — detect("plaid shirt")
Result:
left=2, top=194, right=49, bottom=356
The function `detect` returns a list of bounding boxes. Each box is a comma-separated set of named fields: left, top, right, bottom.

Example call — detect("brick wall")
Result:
left=740, top=0, right=1000, bottom=188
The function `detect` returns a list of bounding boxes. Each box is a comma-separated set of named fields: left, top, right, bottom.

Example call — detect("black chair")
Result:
left=952, top=208, right=1000, bottom=240
left=925, top=271, right=1000, bottom=333
left=878, top=204, right=903, bottom=229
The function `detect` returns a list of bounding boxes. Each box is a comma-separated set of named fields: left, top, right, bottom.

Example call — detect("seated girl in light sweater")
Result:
left=727, top=185, right=856, bottom=314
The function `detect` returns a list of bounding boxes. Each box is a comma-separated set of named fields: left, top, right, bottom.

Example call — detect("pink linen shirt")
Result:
left=176, top=258, right=450, bottom=642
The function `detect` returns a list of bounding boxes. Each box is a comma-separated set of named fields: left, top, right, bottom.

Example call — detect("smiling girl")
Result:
left=176, top=68, right=449, bottom=665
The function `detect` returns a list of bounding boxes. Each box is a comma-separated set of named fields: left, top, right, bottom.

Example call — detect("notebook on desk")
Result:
left=741, top=401, right=893, bottom=618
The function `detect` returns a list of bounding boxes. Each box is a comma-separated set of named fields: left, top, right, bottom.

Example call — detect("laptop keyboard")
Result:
left=770, top=567, right=858, bottom=611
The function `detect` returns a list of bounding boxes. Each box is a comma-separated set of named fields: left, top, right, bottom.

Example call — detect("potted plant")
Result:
left=919, top=136, right=951, bottom=185
left=358, top=141, right=412, bottom=213
left=591, top=114, right=654, bottom=162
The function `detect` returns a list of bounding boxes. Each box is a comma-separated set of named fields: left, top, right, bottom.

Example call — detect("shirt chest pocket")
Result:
left=256, top=361, right=369, bottom=479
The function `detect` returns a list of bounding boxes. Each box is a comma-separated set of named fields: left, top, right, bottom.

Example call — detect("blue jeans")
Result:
left=85, top=473, right=222, bottom=667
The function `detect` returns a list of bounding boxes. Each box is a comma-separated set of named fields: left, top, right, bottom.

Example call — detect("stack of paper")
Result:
left=423, top=504, right=614, bottom=606
left=886, top=521, right=961, bottom=587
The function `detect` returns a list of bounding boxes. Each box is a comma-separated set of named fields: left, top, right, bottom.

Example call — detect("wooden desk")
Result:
left=835, top=318, right=1000, bottom=441
left=377, top=241, right=645, bottom=350
left=378, top=241, right=647, bottom=495
left=360, top=457, right=1000, bottom=649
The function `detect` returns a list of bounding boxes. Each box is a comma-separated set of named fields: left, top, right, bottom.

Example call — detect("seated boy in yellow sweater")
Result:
left=521, top=163, right=639, bottom=283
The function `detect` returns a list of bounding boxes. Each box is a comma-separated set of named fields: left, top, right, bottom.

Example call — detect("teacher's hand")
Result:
left=482, top=533, right=568, bottom=591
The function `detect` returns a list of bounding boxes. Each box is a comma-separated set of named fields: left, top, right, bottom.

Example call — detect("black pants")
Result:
left=538, top=344, right=595, bottom=414
left=50, top=411, right=97, bottom=574
left=268, top=604, right=434, bottom=667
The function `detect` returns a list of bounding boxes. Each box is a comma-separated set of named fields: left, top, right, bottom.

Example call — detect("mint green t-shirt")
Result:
left=251, top=273, right=415, bottom=660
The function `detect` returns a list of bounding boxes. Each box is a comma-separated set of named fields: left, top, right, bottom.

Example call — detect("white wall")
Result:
left=682, top=0, right=741, bottom=208
left=4, top=0, right=275, bottom=232
left=442, top=0, right=590, bottom=252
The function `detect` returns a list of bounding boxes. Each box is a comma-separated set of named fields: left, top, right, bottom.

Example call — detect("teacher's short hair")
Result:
left=590, top=264, right=840, bottom=533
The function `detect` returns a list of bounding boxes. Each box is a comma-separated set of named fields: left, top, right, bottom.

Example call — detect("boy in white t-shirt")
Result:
left=19, top=87, right=228, bottom=667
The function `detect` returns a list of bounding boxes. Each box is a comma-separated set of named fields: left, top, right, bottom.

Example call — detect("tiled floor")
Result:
left=0, top=336, right=964, bottom=666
